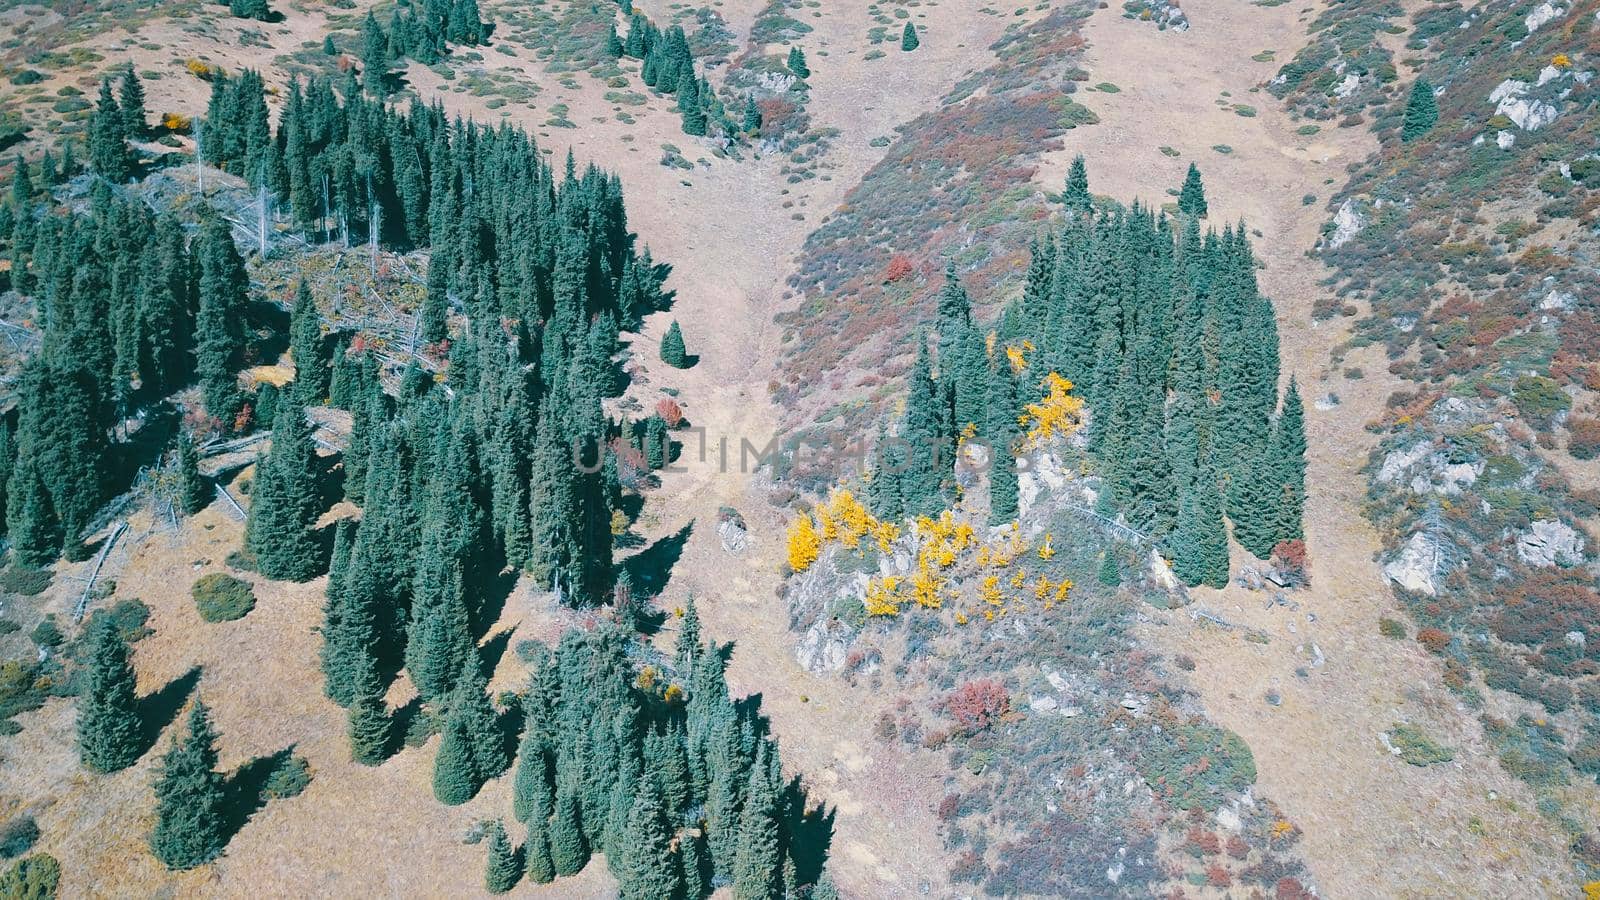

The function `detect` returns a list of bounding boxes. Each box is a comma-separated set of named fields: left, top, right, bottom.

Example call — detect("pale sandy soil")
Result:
left=1049, top=2, right=1584, bottom=896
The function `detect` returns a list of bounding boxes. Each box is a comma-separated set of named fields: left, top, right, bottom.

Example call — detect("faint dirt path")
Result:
left=1048, top=2, right=1574, bottom=895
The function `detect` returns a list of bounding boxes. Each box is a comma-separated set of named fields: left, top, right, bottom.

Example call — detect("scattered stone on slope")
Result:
left=1515, top=519, right=1585, bottom=567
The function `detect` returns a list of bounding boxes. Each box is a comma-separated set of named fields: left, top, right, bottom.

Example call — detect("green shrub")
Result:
left=1512, top=375, right=1570, bottom=426
left=263, top=755, right=312, bottom=799
left=1390, top=725, right=1453, bottom=766
left=0, top=853, right=59, bottom=899
left=0, top=568, right=52, bottom=597
left=0, top=816, right=39, bottom=858
left=1378, top=617, right=1407, bottom=639
left=191, top=573, right=256, bottom=623
left=1135, top=722, right=1256, bottom=810
left=28, top=617, right=61, bottom=650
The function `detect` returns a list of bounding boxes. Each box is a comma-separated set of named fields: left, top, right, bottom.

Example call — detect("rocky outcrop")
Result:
left=1516, top=519, right=1585, bottom=568
left=1524, top=2, right=1563, bottom=34
left=1384, top=531, right=1446, bottom=596
left=1490, top=79, right=1560, bottom=131
left=1328, top=198, right=1366, bottom=249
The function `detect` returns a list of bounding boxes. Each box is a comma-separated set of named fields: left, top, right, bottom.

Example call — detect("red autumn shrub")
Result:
left=1270, top=539, right=1309, bottom=585
left=883, top=254, right=914, bottom=282
left=1568, top=417, right=1600, bottom=460
left=941, top=678, right=1010, bottom=734
left=656, top=397, right=684, bottom=427
left=1275, top=877, right=1314, bottom=900
left=1492, top=570, right=1600, bottom=647
left=1184, top=828, right=1220, bottom=857
left=1225, top=835, right=1250, bottom=860
left=1205, top=864, right=1231, bottom=888
left=1416, top=627, right=1451, bottom=654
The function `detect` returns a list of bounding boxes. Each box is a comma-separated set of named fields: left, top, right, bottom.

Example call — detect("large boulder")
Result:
left=1384, top=531, right=1446, bottom=596
left=1516, top=519, right=1585, bottom=567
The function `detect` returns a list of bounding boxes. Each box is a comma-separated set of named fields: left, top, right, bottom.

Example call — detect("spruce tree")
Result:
left=1269, top=378, right=1306, bottom=546
left=177, top=431, right=211, bottom=515
left=432, top=713, right=479, bottom=806
left=731, top=752, right=781, bottom=900
left=118, top=65, right=147, bottom=141
left=348, top=677, right=391, bottom=765
left=549, top=769, right=589, bottom=876
left=1063, top=155, right=1091, bottom=216
left=677, top=70, right=707, bottom=136
left=1401, top=78, right=1438, bottom=142
left=195, top=213, right=248, bottom=420
left=787, top=47, right=810, bottom=78
left=523, top=787, right=557, bottom=884
left=742, top=95, right=763, bottom=133
left=1170, top=453, right=1230, bottom=588
left=483, top=820, right=522, bottom=894
left=986, top=362, right=1020, bottom=525
left=245, top=393, right=324, bottom=581
left=290, top=282, right=328, bottom=405
left=150, top=701, right=227, bottom=871
left=76, top=617, right=143, bottom=773
left=660, top=320, right=688, bottom=368
left=901, top=22, right=919, bottom=51
left=615, top=782, right=682, bottom=900
left=88, top=78, right=131, bottom=182
left=1178, top=163, right=1207, bottom=218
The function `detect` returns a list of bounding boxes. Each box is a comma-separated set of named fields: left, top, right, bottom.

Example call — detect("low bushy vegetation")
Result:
left=191, top=573, right=255, bottom=623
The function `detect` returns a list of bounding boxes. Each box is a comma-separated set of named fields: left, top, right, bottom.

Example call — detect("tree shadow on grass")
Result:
left=469, top=569, right=519, bottom=642
left=477, top=627, right=515, bottom=681
left=221, top=745, right=297, bottom=840
left=784, top=775, right=836, bottom=886
left=621, top=520, right=693, bottom=599
left=138, top=666, right=201, bottom=756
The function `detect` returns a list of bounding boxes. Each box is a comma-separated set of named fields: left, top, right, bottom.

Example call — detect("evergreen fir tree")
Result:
left=290, top=282, right=329, bottom=405
left=76, top=617, right=143, bottom=773
left=660, top=320, right=688, bottom=368
left=614, top=781, right=682, bottom=900
left=523, top=789, right=557, bottom=883
left=348, top=676, right=391, bottom=765
left=118, top=65, right=147, bottom=141
left=742, top=95, right=763, bottom=133
left=6, top=458, right=59, bottom=568
left=1401, top=78, right=1438, bottom=142
left=88, top=78, right=131, bottom=183
left=1097, top=551, right=1120, bottom=587
left=177, top=431, right=211, bottom=516
left=1170, top=452, right=1230, bottom=588
left=1269, top=378, right=1306, bottom=546
left=731, top=752, right=781, bottom=900
left=432, top=713, right=479, bottom=806
left=680, top=828, right=709, bottom=900
left=986, top=362, right=1020, bottom=525
left=787, top=47, right=810, bottom=78
left=245, top=393, right=324, bottom=581
left=1063, top=154, right=1091, bottom=216
left=150, top=701, right=227, bottom=871
left=483, top=820, right=522, bottom=894
left=228, top=0, right=273, bottom=20
left=901, top=22, right=919, bottom=51
left=677, top=595, right=702, bottom=668
left=1178, top=163, right=1207, bottom=218
left=549, top=769, right=589, bottom=875
left=362, top=12, right=389, bottom=96
left=195, top=213, right=248, bottom=420
left=813, top=868, right=840, bottom=900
